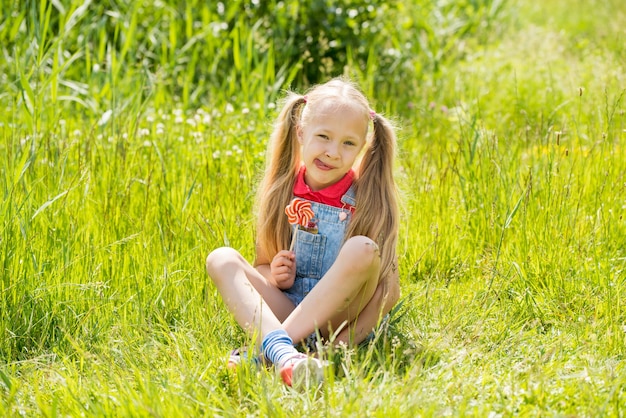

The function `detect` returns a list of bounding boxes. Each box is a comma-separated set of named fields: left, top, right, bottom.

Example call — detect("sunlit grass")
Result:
left=1, top=0, right=625, bottom=416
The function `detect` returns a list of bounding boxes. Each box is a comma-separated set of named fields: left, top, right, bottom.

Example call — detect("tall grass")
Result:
left=1, top=0, right=625, bottom=416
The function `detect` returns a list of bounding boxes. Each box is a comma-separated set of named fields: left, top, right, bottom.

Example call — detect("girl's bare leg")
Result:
left=205, top=247, right=295, bottom=345
left=282, top=235, right=382, bottom=344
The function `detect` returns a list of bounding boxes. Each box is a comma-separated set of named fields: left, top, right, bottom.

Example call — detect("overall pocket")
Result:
left=294, top=229, right=326, bottom=279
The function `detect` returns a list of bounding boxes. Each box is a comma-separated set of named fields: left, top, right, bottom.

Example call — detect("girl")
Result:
left=206, top=78, right=400, bottom=387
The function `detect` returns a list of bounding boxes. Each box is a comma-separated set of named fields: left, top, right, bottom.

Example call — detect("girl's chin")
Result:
left=308, top=176, right=341, bottom=190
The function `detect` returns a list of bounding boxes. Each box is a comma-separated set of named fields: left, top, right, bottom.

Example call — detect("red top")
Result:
left=293, top=165, right=355, bottom=211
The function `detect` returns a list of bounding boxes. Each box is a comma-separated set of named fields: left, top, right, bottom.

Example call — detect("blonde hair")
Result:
left=255, top=78, right=399, bottom=282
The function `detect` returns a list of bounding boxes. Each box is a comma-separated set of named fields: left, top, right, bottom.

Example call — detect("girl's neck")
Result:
left=293, top=166, right=354, bottom=208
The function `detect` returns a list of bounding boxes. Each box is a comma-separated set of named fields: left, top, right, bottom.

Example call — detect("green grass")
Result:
left=1, top=0, right=625, bottom=416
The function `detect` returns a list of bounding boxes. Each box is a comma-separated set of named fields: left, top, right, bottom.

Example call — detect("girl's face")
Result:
left=298, top=103, right=368, bottom=191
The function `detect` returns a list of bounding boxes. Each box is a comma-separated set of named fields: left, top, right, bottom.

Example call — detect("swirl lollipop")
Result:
left=285, top=198, right=314, bottom=251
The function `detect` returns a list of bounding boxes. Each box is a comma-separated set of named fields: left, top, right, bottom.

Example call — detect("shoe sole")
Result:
left=288, top=358, right=324, bottom=388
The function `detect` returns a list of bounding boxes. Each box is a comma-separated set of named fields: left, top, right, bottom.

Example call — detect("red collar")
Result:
left=293, top=165, right=354, bottom=208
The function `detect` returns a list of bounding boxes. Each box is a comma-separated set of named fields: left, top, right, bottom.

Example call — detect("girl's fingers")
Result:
left=275, top=256, right=293, bottom=269
left=271, top=251, right=296, bottom=286
left=276, top=250, right=295, bottom=261
left=275, top=265, right=291, bottom=277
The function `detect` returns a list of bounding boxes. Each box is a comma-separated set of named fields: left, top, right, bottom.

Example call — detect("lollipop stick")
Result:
left=289, top=225, right=298, bottom=252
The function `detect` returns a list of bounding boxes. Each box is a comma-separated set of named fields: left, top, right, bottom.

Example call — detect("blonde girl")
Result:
left=206, top=78, right=400, bottom=386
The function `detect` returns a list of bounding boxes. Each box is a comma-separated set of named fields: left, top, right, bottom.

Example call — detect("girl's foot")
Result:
left=227, top=347, right=266, bottom=369
left=279, top=354, right=324, bottom=387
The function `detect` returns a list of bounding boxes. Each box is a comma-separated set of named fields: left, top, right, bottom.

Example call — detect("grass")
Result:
left=1, top=0, right=625, bottom=416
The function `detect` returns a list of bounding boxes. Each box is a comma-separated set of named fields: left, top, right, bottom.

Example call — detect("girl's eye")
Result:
left=318, top=134, right=329, bottom=140
left=344, top=141, right=356, bottom=146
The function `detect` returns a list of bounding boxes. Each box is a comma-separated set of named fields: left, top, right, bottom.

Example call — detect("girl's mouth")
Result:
left=314, top=159, right=333, bottom=170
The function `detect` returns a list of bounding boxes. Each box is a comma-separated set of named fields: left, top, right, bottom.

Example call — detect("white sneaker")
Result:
left=279, top=354, right=324, bottom=387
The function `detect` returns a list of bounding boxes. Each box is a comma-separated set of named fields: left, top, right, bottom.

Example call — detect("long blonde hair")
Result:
left=255, top=78, right=399, bottom=282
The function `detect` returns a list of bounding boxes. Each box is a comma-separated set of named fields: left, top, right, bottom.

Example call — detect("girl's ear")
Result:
left=296, top=124, right=303, bottom=143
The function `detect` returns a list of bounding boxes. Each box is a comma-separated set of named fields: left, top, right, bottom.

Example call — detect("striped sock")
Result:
left=262, top=329, right=299, bottom=368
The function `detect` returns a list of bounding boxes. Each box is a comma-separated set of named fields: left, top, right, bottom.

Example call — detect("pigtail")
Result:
left=255, top=94, right=306, bottom=263
left=347, top=113, right=399, bottom=282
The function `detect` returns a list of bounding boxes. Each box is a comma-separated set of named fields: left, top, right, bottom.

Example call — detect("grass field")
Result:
left=1, top=0, right=625, bottom=416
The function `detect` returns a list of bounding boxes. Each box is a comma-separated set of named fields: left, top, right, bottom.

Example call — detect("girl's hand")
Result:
left=270, top=250, right=296, bottom=289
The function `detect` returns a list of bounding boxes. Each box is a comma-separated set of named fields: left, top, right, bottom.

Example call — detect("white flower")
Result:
left=98, top=110, right=112, bottom=126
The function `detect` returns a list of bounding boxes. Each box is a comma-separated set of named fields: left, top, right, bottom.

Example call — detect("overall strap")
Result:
left=340, top=184, right=356, bottom=208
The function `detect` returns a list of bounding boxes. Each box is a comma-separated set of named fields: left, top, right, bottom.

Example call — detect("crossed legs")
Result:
left=205, top=235, right=382, bottom=347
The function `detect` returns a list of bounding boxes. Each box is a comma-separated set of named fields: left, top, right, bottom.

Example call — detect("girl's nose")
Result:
left=325, top=143, right=339, bottom=158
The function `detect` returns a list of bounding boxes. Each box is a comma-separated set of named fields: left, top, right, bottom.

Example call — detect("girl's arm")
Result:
left=335, top=257, right=400, bottom=346
left=254, top=246, right=274, bottom=283
left=255, top=263, right=272, bottom=281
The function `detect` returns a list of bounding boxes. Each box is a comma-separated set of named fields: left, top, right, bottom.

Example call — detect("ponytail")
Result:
left=255, top=95, right=306, bottom=263
left=346, top=113, right=399, bottom=282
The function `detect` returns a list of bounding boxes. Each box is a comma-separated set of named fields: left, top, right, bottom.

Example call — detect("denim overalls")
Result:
left=282, top=186, right=356, bottom=306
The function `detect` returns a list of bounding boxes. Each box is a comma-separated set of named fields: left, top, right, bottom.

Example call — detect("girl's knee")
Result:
left=205, top=247, right=241, bottom=276
left=341, top=236, right=380, bottom=269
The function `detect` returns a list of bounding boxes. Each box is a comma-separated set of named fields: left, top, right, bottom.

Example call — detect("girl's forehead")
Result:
left=306, top=100, right=367, bottom=121
left=304, top=102, right=369, bottom=139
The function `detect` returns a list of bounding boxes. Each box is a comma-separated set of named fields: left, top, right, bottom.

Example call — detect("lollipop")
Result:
left=285, top=198, right=314, bottom=251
